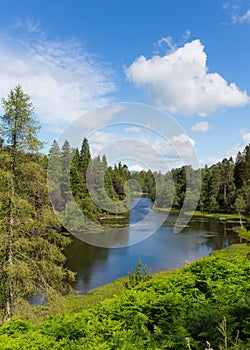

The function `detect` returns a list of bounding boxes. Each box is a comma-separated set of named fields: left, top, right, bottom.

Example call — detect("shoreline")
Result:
left=153, top=206, right=246, bottom=222
left=36, top=243, right=250, bottom=324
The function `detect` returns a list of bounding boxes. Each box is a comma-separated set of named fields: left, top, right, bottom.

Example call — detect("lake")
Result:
left=65, top=197, right=244, bottom=294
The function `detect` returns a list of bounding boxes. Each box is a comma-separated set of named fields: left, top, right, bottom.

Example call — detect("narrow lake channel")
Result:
left=64, top=197, right=244, bottom=294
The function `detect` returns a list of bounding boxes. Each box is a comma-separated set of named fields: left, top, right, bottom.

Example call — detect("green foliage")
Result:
left=0, top=86, right=74, bottom=322
left=239, top=227, right=250, bottom=241
left=0, top=84, right=43, bottom=151
left=1, top=87, right=250, bottom=347
left=48, top=137, right=250, bottom=227
left=0, top=247, right=249, bottom=349
left=48, top=138, right=132, bottom=226
left=150, top=146, right=250, bottom=218
left=125, top=259, right=152, bottom=289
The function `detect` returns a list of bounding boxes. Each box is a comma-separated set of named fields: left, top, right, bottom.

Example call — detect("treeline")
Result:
left=50, top=138, right=250, bottom=221
left=48, top=138, right=131, bottom=225
left=132, top=147, right=250, bottom=217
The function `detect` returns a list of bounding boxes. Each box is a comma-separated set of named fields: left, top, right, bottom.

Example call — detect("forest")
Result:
left=132, top=150, right=250, bottom=218
left=0, top=85, right=249, bottom=349
left=48, top=134, right=250, bottom=226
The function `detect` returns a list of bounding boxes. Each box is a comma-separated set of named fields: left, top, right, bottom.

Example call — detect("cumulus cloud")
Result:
left=191, top=121, right=210, bottom=132
left=125, top=39, right=249, bottom=116
left=172, top=133, right=196, bottom=157
left=0, top=22, right=116, bottom=129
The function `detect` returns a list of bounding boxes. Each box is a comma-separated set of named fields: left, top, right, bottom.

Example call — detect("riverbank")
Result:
left=154, top=206, right=250, bottom=242
left=25, top=242, right=250, bottom=325
left=62, top=243, right=250, bottom=315
left=2, top=243, right=250, bottom=349
left=153, top=207, right=244, bottom=222
left=233, top=226, right=250, bottom=241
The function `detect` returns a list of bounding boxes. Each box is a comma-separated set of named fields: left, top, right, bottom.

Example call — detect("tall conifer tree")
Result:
left=0, top=85, right=73, bottom=321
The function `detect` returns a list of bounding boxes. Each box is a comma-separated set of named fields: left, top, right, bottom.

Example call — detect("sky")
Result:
left=0, top=0, right=250, bottom=171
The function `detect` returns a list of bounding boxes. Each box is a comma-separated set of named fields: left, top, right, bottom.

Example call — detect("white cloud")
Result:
left=155, top=30, right=191, bottom=54
left=124, top=126, right=141, bottom=133
left=0, top=23, right=116, bottom=129
left=238, top=8, right=250, bottom=23
left=88, top=130, right=120, bottom=156
left=242, top=131, right=250, bottom=144
left=172, top=133, right=195, bottom=146
left=191, top=121, right=210, bottom=133
left=125, top=39, right=249, bottom=116
left=172, top=133, right=196, bottom=157
left=156, top=36, right=177, bottom=52
left=128, top=164, right=145, bottom=172
left=199, top=156, right=223, bottom=168
left=201, top=130, right=250, bottom=168
left=224, top=130, right=250, bottom=159
left=73, top=104, right=126, bottom=130
left=84, top=126, right=197, bottom=172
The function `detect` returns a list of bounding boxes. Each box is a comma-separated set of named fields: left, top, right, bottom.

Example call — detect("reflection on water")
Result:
left=73, top=197, right=167, bottom=248
left=64, top=197, right=244, bottom=294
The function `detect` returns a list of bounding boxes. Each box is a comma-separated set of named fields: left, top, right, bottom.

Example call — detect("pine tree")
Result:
left=0, top=85, right=74, bottom=322
left=234, top=151, right=245, bottom=189
left=80, top=137, right=91, bottom=175
left=60, top=140, right=73, bottom=203
left=48, top=140, right=62, bottom=192
left=242, top=145, right=250, bottom=184
left=47, top=140, right=65, bottom=211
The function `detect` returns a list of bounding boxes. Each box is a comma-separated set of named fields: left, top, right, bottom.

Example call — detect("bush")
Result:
left=0, top=248, right=249, bottom=349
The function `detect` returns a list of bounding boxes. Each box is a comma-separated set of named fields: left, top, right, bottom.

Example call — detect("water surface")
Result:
left=65, top=197, right=243, bottom=294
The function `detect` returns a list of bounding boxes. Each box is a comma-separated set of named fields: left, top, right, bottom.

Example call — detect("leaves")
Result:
left=0, top=86, right=74, bottom=321
left=0, top=251, right=249, bottom=348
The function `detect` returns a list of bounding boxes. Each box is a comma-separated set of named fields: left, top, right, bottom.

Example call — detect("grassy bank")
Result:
left=234, top=227, right=250, bottom=242
left=185, top=210, right=245, bottom=223
left=1, top=244, right=249, bottom=349
left=50, top=244, right=250, bottom=319
left=154, top=207, right=243, bottom=221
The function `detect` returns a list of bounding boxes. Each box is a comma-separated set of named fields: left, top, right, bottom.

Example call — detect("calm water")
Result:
left=65, top=197, right=244, bottom=294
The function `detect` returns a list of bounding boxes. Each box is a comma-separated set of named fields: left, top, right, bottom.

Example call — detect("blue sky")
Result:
left=0, top=0, right=250, bottom=170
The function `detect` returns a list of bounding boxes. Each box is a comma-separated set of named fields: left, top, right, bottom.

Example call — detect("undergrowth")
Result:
left=0, top=244, right=249, bottom=349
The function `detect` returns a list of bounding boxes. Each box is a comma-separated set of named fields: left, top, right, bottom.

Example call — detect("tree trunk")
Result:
left=5, top=131, right=17, bottom=321
left=224, top=184, right=227, bottom=206
left=239, top=215, right=243, bottom=228
left=5, top=175, right=14, bottom=321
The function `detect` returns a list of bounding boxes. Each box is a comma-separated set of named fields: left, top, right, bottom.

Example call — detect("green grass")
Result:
left=185, top=210, right=243, bottom=222
left=211, top=243, right=250, bottom=259
left=240, top=228, right=250, bottom=241
left=153, top=206, right=181, bottom=215
left=64, top=276, right=128, bottom=314
left=154, top=207, right=245, bottom=223
left=23, top=276, right=129, bottom=324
